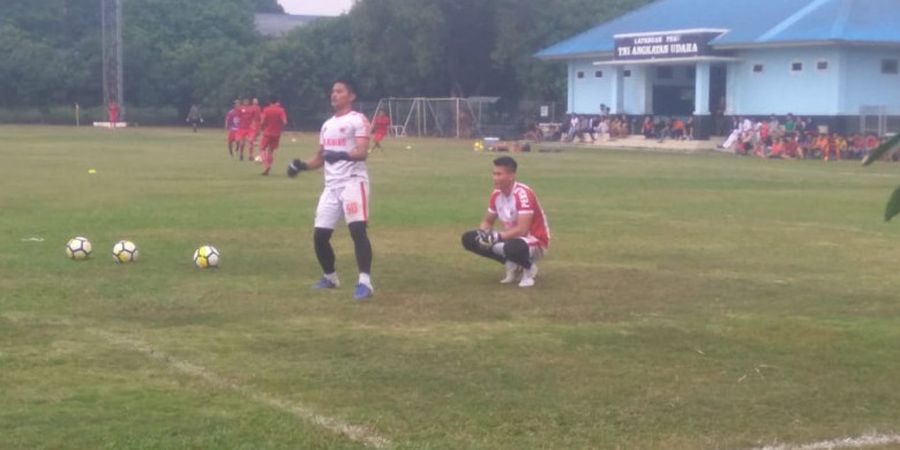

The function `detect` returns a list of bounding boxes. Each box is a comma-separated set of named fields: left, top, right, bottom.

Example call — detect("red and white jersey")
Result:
left=319, top=111, right=371, bottom=188
left=488, top=182, right=550, bottom=249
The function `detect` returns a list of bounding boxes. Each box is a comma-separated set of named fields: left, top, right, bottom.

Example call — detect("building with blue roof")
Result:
left=536, top=0, right=900, bottom=138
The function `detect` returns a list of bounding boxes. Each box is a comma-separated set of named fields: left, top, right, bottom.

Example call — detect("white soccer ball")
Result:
left=112, top=240, right=139, bottom=264
left=253, top=155, right=262, bottom=163
left=65, top=236, right=93, bottom=260
left=193, top=245, right=220, bottom=269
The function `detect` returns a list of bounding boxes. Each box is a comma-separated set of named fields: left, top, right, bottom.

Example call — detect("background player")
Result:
left=258, top=96, right=287, bottom=176
left=235, top=98, right=254, bottom=161
left=461, top=156, right=551, bottom=288
left=287, top=79, right=375, bottom=301
left=224, top=99, right=241, bottom=158
left=185, top=103, right=204, bottom=132
left=107, top=101, right=120, bottom=129
left=370, top=109, right=391, bottom=151
left=247, top=97, right=262, bottom=160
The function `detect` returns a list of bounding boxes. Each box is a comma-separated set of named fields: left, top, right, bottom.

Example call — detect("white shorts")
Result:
left=314, top=180, right=370, bottom=229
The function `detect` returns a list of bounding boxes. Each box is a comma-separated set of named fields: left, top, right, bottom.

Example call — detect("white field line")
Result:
left=750, top=433, right=900, bottom=450
left=86, top=328, right=391, bottom=449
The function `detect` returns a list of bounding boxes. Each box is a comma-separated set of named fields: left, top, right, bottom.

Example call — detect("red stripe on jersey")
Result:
left=513, top=183, right=550, bottom=249
left=360, top=181, right=368, bottom=221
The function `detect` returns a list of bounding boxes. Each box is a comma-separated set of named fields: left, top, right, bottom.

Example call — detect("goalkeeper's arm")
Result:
left=287, top=148, right=325, bottom=177
left=497, top=213, right=534, bottom=241
left=479, top=211, right=498, bottom=232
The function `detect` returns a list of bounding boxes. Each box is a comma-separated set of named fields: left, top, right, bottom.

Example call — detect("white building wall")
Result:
left=838, top=47, right=900, bottom=115
left=728, top=47, right=842, bottom=116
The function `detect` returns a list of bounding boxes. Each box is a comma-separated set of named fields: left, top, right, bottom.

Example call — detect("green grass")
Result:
left=2, top=125, right=900, bottom=449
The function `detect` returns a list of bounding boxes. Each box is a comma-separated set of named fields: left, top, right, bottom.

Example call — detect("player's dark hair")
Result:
left=334, top=78, right=358, bottom=96
left=493, top=156, right=517, bottom=173
left=269, top=95, right=280, bottom=104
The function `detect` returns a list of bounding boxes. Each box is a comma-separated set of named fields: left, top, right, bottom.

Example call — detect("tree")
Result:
left=252, top=0, right=284, bottom=13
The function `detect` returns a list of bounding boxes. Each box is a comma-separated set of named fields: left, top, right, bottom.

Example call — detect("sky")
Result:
left=278, top=0, right=355, bottom=16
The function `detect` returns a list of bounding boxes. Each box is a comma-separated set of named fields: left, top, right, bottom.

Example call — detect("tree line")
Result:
left=0, top=0, right=650, bottom=127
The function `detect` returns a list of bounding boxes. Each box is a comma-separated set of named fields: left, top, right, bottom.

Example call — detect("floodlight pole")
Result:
left=101, top=0, right=124, bottom=118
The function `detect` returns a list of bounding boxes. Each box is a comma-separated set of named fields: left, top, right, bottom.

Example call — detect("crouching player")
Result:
left=461, top=156, right=550, bottom=288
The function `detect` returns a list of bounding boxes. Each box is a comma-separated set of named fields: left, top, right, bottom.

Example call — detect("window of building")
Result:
left=752, top=64, right=764, bottom=73
left=882, top=59, right=899, bottom=74
left=594, top=70, right=603, bottom=78
left=623, top=69, right=632, bottom=77
left=791, top=61, right=803, bottom=72
left=656, top=66, right=673, bottom=79
left=576, top=71, right=584, bottom=79
left=817, top=60, right=829, bottom=71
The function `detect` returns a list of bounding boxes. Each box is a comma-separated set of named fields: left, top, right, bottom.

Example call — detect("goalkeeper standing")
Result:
left=287, top=79, right=375, bottom=301
left=461, top=156, right=550, bottom=288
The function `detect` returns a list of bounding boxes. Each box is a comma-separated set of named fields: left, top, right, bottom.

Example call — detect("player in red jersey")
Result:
left=369, top=109, right=391, bottom=151
left=461, top=156, right=551, bottom=288
left=224, top=99, right=241, bottom=158
left=258, top=96, right=288, bottom=176
left=247, top=97, right=263, bottom=161
left=235, top=98, right=255, bottom=161
left=107, top=101, right=120, bottom=129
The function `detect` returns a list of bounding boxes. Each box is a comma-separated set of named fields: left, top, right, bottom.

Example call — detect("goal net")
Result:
left=370, top=97, right=499, bottom=139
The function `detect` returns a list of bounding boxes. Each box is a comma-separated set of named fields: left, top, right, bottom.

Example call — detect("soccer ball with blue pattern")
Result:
left=65, top=236, right=93, bottom=260
left=112, top=240, right=139, bottom=264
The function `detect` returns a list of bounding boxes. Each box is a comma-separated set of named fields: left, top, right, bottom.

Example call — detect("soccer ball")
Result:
left=193, top=245, right=220, bottom=269
left=112, top=240, right=139, bottom=263
left=253, top=155, right=262, bottom=163
left=65, top=236, right=93, bottom=260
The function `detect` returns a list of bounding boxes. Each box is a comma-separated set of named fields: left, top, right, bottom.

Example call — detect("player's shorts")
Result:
left=250, top=126, right=260, bottom=138
left=237, top=128, right=254, bottom=141
left=491, top=237, right=546, bottom=261
left=314, top=179, right=370, bottom=229
left=373, top=131, right=387, bottom=142
left=227, top=130, right=239, bottom=142
left=260, top=134, right=281, bottom=151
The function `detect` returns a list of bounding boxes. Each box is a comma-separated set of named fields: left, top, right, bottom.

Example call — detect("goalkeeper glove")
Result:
left=322, top=150, right=352, bottom=163
left=287, top=159, right=308, bottom=178
left=475, top=229, right=501, bottom=251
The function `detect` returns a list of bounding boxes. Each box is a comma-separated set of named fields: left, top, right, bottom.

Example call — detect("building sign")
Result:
left=614, top=30, right=724, bottom=60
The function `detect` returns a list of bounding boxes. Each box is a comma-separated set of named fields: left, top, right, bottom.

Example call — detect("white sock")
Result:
left=324, top=272, right=339, bottom=283
left=358, top=273, right=372, bottom=288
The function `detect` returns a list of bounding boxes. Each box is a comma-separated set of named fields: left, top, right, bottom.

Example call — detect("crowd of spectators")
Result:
left=543, top=111, right=889, bottom=161
left=558, top=113, right=686, bottom=143
left=719, top=114, right=885, bottom=160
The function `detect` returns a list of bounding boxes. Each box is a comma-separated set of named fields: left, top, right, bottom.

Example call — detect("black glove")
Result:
left=322, top=150, right=351, bottom=164
left=475, top=229, right=501, bottom=251
left=287, top=159, right=308, bottom=178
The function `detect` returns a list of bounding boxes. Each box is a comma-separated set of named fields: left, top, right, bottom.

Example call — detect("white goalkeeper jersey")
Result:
left=319, top=111, right=371, bottom=188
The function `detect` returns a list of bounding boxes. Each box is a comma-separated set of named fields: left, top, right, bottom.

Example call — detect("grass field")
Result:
left=2, top=125, right=900, bottom=449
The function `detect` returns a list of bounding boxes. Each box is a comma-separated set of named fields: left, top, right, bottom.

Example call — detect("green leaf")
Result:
left=885, top=186, right=900, bottom=222
left=861, top=133, right=900, bottom=166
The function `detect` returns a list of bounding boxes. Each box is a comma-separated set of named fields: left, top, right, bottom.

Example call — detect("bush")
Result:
left=0, top=104, right=185, bottom=126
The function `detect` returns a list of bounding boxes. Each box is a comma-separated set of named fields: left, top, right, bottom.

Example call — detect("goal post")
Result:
left=370, top=97, right=499, bottom=139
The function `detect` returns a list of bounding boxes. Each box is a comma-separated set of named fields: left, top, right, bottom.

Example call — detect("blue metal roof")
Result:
left=536, top=0, right=900, bottom=59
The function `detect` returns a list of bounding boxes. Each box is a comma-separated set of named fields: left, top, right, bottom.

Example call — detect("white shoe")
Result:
left=518, top=263, right=538, bottom=288
left=500, top=262, right=522, bottom=284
